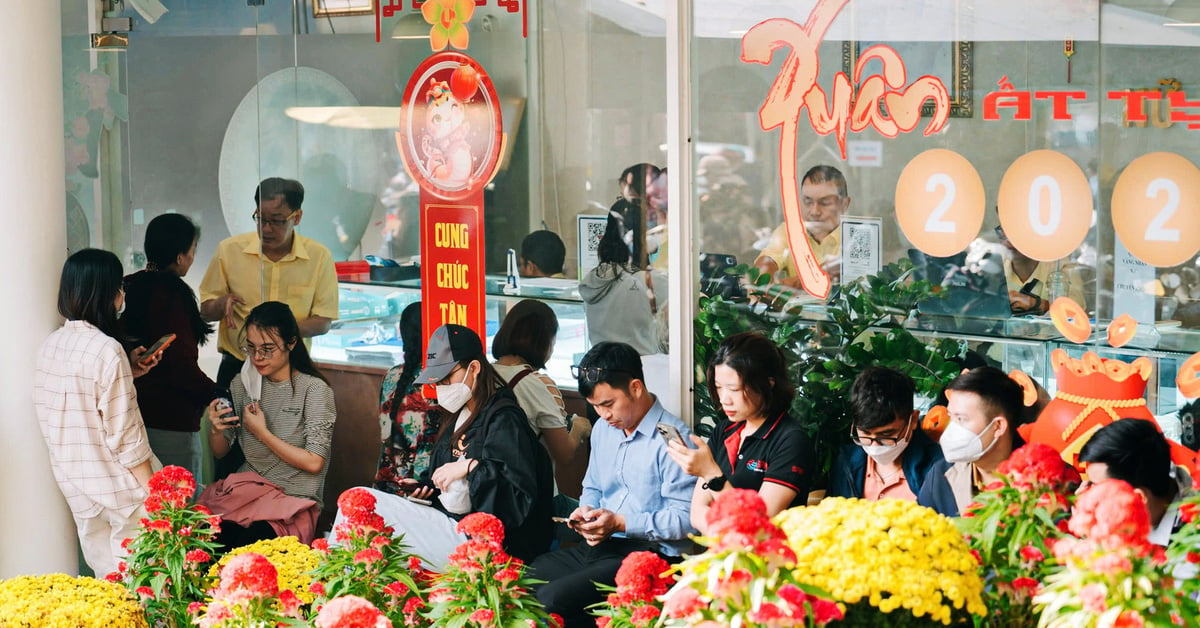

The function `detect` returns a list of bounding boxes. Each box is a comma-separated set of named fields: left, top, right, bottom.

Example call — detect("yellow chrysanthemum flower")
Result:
left=776, top=498, right=988, bottom=625
left=208, top=536, right=321, bottom=604
left=0, top=574, right=148, bottom=628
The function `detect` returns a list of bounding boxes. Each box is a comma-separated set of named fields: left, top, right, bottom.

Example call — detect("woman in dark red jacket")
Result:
left=122, top=213, right=216, bottom=479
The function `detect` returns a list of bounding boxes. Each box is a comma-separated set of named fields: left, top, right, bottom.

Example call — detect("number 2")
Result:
left=924, top=174, right=956, bottom=234
left=1144, top=178, right=1181, bottom=243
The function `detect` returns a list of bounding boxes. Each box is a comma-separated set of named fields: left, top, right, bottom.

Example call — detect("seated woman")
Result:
left=492, top=299, right=591, bottom=498
left=200, top=301, right=336, bottom=549
left=580, top=213, right=668, bottom=356
left=375, top=302, right=444, bottom=493
left=666, top=331, right=814, bottom=533
left=1079, top=418, right=1194, bottom=546
left=336, top=324, right=554, bottom=568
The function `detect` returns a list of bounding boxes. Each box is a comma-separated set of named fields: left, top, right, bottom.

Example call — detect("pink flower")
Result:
left=776, top=583, right=809, bottom=617
left=187, top=601, right=204, bottom=615
left=1114, top=610, right=1146, bottom=628
left=1080, top=583, right=1108, bottom=614
left=495, top=567, right=521, bottom=583
left=457, top=512, right=506, bottom=544
left=810, top=598, right=844, bottom=624
left=310, top=581, right=327, bottom=597
left=705, top=489, right=769, bottom=537
left=214, top=552, right=279, bottom=601
left=1019, top=545, right=1045, bottom=563
left=469, top=608, right=496, bottom=626
left=714, top=568, right=753, bottom=598
left=746, top=601, right=787, bottom=626
left=1071, top=480, right=1152, bottom=551
left=662, top=586, right=706, bottom=619
left=314, top=595, right=390, bottom=628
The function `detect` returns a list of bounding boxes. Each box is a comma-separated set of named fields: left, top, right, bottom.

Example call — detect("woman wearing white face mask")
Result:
left=829, top=367, right=944, bottom=502
left=917, top=367, right=1024, bottom=517
left=334, top=324, right=554, bottom=569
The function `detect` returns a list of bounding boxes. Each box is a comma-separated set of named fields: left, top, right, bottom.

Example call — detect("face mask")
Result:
left=940, top=418, right=1000, bottom=464
left=435, top=364, right=475, bottom=414
left=862, top=435, right=911, bottom=467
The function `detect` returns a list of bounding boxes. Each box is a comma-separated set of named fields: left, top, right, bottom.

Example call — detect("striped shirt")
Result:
left=228, top=371, right=335, bottom=508
left=34, top=321, right=153, bottom=518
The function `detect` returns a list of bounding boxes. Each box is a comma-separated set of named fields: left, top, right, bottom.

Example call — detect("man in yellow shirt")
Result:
left=754, top=165, right=849, bottom=289
left=200, top=177, right=339, bottom=389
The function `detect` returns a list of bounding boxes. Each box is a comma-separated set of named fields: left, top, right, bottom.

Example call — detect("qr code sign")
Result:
left=585, top=219, right=606, bottom=250
left=846, top=225, right=872, bottom=263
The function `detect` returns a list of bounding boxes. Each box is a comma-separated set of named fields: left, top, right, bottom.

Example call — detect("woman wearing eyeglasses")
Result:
left=665, top=332, right=814, bottom=534
left=335, top=324, right=554, bottom=569
left=200, top=301, right=336, bottom=549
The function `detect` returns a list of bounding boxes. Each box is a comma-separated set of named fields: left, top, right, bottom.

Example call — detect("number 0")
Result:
left=1027, top=175, right=1062, bottom=237
left=924, top=174, right=956, bottom=234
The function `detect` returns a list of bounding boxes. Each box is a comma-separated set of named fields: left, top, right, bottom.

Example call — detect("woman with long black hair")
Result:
left=201, top=301, right=336, bottom=548
left=34, top=248, right=161, bottom=576
left=122, top=213, right=216, bottom=478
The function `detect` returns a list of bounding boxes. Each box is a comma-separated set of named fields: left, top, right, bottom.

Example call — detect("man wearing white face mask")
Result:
left=918, top=367, right=1024, bottom=517
left=829, top=367, right=944, bottom=501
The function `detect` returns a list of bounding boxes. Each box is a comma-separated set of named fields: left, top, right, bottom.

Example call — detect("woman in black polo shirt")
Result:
left=666, top=331, right=814, bottom=533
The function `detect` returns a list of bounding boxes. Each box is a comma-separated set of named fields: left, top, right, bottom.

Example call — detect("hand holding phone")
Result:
left=656, top=422, right=690, bottom=449
left=140, top=333, right=176, bottom=364
left=215, top=397, right=239, bottom=428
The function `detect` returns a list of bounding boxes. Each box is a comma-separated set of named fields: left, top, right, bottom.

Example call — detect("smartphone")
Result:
left=406, top=495, right=433, bottom=506
left=551, top=516, right=571, bottom=524
left=215, top=397, right=239, bottom=427
left=140, top=333, right=176, bottom=364
left=656, top=422, right=689, bottom=448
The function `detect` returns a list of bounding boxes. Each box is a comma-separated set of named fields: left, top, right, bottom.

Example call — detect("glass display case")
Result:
left=314, top=276, right=588, bottom=390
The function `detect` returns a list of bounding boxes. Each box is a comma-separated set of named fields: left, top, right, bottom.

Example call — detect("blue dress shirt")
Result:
left=579, top=398, right=696, bottom=556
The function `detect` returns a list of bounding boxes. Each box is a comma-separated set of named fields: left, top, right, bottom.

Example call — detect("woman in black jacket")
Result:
left=333, top=324, right=553, bottom=568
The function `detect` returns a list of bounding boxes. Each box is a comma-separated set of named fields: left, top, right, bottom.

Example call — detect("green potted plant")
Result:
left=694, top=260, right=963, bottom=484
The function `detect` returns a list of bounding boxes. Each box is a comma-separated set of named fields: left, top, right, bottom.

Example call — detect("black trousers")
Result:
left=215, top=520, right=276, bottom=552
left=213, top=353, right=246, bottom=481
left=528, top=538, right=672, bottom=628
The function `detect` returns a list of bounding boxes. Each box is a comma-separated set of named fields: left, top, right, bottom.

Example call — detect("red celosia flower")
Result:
left=775, top=583, right=809, bottom=617
left=313, top=594, right=390, bottom=628
left=1090, top=552, right=1134, bottom=575
left=1010, top=577, right=1039, bottom=593
left=1180, top=501, right=1198, bottom=524
left=614, top=551, right=672, bottom=601
left=1070, top=480, right=1152, bottom=550
left=278, top=590, right=303, bottom=617
left=468, top=608, right=496, bottom=626
left=185, top=549, right=211, bottom=564
left=705, top=489, right=769, bottom=537
left=147, top=519, right=172, bottom=533
left=1019, top=545, right=1045, bottom=562
left=630, top=605, right=661, bottom=627
left=312, top=538, right=330, bottom=553
left=714, top=568, right=753, bottom=598
left=187, top=601, right=204, bottom=615
left=495, top=567, right=520, bottom=583
left=135, top=586, right=155, bottom=598
left=143, top=494, right=164, bottom=514
left=338, top=488, right=378, bottom=517
left=370, top=535, right=390, bottom=550
left=383, top=581, right=410, bottom=598
left=998, top=443, right=1080, bottom=490
left=662, top=586, right=705, bottom=619
left=596, top=616, right=612, bottom=628
left=215, top=552, right=279, bottom=601
left=747, top=601, right=787, bottom=625
left=310, top=581, right=327, bottom=597
left=1114, top=610, right=1146, bottom=628
left=810, top=598, right=844, bottom=624
left=354, top=548, right=384, bottom=565
left=147, top=465, right=197, bottom=509
left=104, top=571, right=123, bottom=583
left=457, top=512, right=506, bottom=544
left=549, top=613, right=564, bottom=628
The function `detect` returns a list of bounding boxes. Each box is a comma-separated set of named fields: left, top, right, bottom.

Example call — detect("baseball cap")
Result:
left=414, top=324, right=483, bottom=384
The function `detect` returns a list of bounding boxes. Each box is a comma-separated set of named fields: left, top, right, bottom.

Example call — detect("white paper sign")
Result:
left=577, top=214, right=608, bottom=278
left=840, top=216, right=882, bottom=283
left=1113, top=236, right=1155, bottom=324
left=847, top=140, right=883, bottom=168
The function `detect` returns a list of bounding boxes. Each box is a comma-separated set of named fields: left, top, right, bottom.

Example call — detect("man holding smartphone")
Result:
left=528, top=342, right=695, bottom=627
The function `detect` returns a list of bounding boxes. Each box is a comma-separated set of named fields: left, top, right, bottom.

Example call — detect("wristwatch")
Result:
left=702, top=475, right=728, bottom=491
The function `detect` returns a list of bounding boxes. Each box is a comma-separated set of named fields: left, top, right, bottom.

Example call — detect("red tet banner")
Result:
left=396, top=51, right=504, bottom=350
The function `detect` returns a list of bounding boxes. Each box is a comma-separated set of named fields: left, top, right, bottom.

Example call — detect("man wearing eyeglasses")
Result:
left=828, top=367, right=944, bottom=502
left=754, top=164, right=849, bottom=290
left=530, top=342, right=695, bottom=628
left=199, top=177, right=338, bottom=391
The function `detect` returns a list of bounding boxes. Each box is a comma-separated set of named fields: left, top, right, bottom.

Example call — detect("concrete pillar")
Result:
left=0, top=0, right=77, bottom=577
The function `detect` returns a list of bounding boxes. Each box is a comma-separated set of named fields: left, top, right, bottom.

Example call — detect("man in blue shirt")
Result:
left=529, top=342, right=695, bottom=627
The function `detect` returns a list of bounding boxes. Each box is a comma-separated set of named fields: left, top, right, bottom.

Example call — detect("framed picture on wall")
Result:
left=841, top=40, right=974, bottom=118
left=314, top=0, right=376, bottom=18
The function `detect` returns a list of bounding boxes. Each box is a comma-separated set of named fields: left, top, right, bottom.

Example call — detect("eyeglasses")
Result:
left=850, top=420, right=912, bottom=447
left=571, top=365, right=627, bottom=383
left=801, top=194, right=843, bottom=210
left=252, top=209, right=298, bottom=228
left=242, top=343, right=282, bottom=359
left=994, top=225, right=1008, bottom=240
